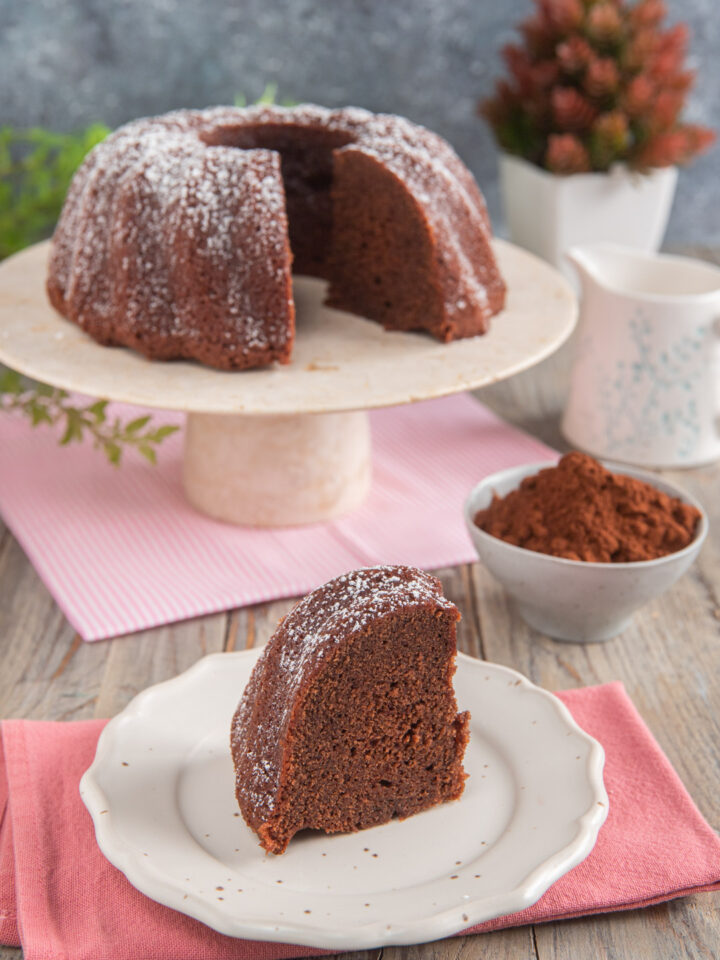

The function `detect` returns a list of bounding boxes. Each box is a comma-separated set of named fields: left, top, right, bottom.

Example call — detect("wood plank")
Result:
left=0, top=528, right=107, bottom=722
left=535, top=896, right=720, bottom=960
left=383, top=929, right=538, bottom=960
left=435, top=566, right=484, bottom=660
left=477, top=339, right=571, bottom=451
left=243, top=598, right=298, bottom=649
left=93, top=612, right=228, bottom=718
left=335, top=952, right=382, bottom=960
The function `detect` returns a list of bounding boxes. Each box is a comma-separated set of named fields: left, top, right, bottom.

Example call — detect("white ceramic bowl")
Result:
left=464, top=461, right=708, bottom=642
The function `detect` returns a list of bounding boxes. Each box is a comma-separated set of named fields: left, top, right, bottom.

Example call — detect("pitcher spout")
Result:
left=566, top=242, right=720, bottom=301
left=564, top=243, right=617, bottom=295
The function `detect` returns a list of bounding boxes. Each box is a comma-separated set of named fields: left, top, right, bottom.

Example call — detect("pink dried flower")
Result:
left=584, top=58, right=620, bottom=99
left=480, top=0, right=715, bottom=171
left=556, top=36, right=594, bottom=74
left=540, top=0, right=584, bottom=32
left=629, top=0, right=667, bottom=28
left=552, top=86, right=598, bottom=131
left=623, top=74, right=655, bottom=116
left=546, top=133, right=592, bottom=173
left=586, top=3, right=624, bottom=47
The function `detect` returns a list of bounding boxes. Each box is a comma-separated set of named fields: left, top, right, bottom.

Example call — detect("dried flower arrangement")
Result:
left=480, top=0, right=715, bottom=174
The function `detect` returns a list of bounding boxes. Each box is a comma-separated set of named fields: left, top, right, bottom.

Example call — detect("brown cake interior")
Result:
left=202, top=122, right=464, bottom=337
left=266, top=607, right=468, bottom=852
left=203, top=123, right=353, bottom=277
left=327, top=149, right=447, bottom=338
left=234, top=603, right=469, bottom=855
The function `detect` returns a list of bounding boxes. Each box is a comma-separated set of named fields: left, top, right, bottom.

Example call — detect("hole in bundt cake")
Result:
left=202, top=124, right=354, bottom=278
left=201, top=122, right=451, bottom=331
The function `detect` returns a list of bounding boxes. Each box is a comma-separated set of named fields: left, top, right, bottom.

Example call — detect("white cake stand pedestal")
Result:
left=0, top=240, right=576, bottom=526
left=183, top=411, right=371, bottom=525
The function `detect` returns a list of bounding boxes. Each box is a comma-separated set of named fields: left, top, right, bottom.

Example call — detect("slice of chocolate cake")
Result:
left=231, top=565, right=470, bottom=854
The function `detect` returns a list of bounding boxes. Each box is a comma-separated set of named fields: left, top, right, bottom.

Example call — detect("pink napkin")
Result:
left=1, top=683, right=718, bottom=958
left=0, top=394, right=554, bottom=641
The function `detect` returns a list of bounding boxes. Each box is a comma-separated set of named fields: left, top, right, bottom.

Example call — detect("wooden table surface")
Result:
left=1, top=302, right=719, bottom=959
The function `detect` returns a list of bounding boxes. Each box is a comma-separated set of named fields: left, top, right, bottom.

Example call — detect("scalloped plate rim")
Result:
left=80, top=650, right=608, bottom=949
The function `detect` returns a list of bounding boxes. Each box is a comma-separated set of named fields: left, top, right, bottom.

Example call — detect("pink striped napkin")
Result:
left=0, top=393, right=554, bottom=641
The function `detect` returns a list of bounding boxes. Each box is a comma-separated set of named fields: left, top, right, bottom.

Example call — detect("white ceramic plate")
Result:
left=80, top=650, right=608, bottom=949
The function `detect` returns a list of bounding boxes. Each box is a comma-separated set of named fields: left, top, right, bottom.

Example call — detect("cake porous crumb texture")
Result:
left=48, top=104, right=506, bottom=370
left=231, top=565, right=470, bottom=854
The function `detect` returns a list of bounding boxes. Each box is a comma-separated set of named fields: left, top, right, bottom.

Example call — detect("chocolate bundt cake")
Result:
left=47, top=105, right=506, bottom=370
left=231, top=565, right=470, bottom=854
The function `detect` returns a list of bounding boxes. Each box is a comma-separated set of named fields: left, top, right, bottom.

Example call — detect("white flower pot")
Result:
left=499, top=154, right=678, bottom=281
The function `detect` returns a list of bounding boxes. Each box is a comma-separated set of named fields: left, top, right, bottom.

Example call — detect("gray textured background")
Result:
left=3, top=0, right=717, bottom=245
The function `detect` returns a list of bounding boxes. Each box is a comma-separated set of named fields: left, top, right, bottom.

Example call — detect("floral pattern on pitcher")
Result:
left=597, top=311, right=706, bottom=462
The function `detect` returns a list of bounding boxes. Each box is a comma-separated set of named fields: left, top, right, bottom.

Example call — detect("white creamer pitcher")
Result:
left=562, top=244, right=720, bottom=467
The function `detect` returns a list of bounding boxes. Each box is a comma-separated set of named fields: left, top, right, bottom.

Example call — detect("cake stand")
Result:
left=0, top=240, right=576, bottom=525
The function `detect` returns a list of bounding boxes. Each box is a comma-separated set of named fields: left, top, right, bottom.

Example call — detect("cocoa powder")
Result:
left=474, top=452, right=701, bottom=563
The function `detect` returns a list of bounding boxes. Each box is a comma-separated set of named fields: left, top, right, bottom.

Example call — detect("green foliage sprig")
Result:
left=0, top=123, right=110, bottom=259
left=0, top=369, right=179, bottom=465
left=234, top=83, right=296, bottom=107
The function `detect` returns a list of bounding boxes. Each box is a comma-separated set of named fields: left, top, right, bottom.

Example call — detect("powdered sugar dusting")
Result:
left=50, top=103, right=502, bottom=367
left=51, top=109, right=293, bottom=366
left=278, top=564, right=453, bottom=670
left=231, top=565, right=457, bottom=818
